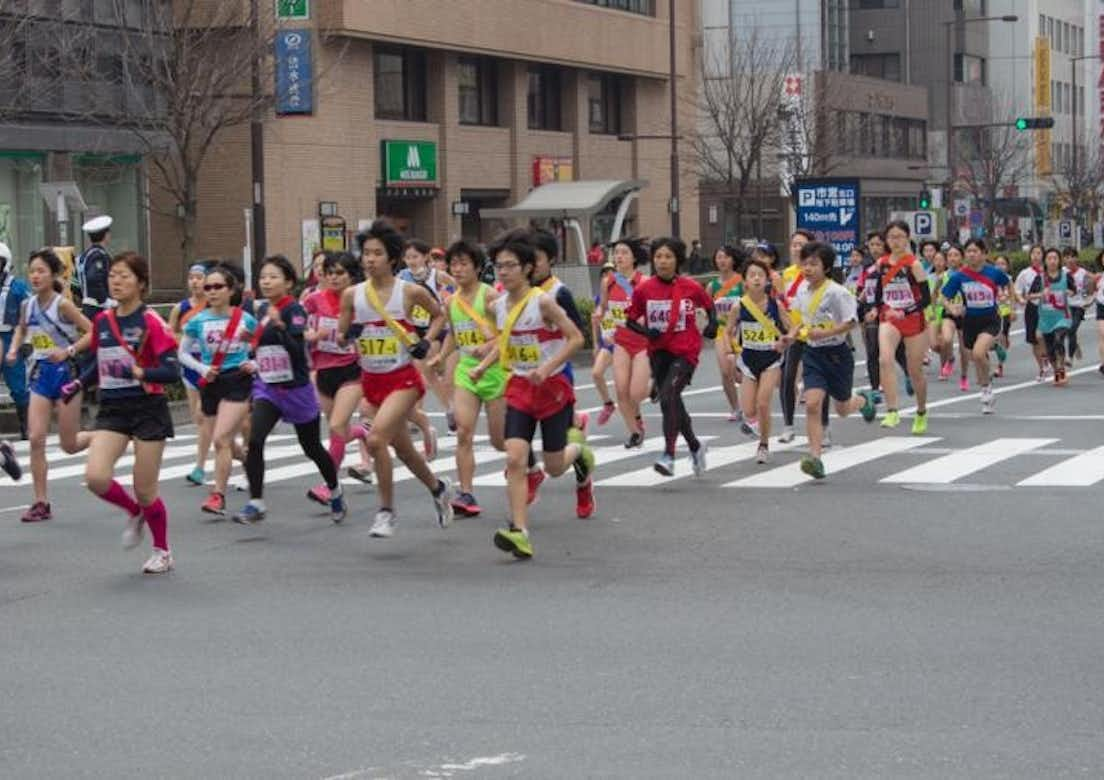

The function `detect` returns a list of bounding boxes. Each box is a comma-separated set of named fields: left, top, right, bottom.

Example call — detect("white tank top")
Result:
left=351, top=279, right=414, bottom=374
left=26, top=294, right=78, bottom=360
left=493, top=290, right=565, bottom=377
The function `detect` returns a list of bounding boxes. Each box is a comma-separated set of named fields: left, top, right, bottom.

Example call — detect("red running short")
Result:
left=504, top=372, right=576, bottom=420
left=360, top=364, right=425, bottom=408
left=883, top=310, right=926, bottom=338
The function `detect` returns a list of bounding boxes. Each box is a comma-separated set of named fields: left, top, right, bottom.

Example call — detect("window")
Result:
left=527, top=65, right=562, bottom=131
left=457, top=56, right=497, bottom=126
left=907, top=120, right=927, bottom=159
left=574, top=0, right=654, bottom=15
left=849, top=0, right=898, bottom=9
left=850, top=53, right=901, bottom=81
left=954, top=54, right=986, bottom=85
left=374, top=46, right=427, bottom=121
left=1039, top=14, right=1045, bottom=36
left=588, top=73, right=622, bottom=135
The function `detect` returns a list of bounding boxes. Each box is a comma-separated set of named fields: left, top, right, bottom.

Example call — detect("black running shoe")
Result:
left=0, top=441, right=22, bottom=481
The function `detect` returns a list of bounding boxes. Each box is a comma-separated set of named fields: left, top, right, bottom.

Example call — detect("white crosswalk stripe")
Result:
left=596, top=437, right=806, bottom=487
left=725, top=437, right=939, bottom=488
left=880, top=438, right=1056, bottom=484
left=1016, top=445, right=1104, bottom=487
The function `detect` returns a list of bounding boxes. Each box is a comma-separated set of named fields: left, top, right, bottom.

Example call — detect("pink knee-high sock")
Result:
left=349, top=423, right=368, bottom=441
left=142, top=498, right=168, bottom=551
left=328, top=433, right=347, bottom=468
left=96, top=480, right=140, bottom=517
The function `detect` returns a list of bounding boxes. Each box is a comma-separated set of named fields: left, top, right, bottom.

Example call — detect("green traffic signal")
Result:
left=1014, top=117, right=1055, bottom=131
left=1015, top=118, right=1028, bottom=131
left=918, top=189, right=931, bottom=210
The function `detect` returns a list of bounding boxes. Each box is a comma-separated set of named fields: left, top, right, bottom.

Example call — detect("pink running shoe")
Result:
left=939, top=361, right=953, bottom=380
left=597, top=401, right=616, bottom=426
left=958, top=377, right=969, bottom=392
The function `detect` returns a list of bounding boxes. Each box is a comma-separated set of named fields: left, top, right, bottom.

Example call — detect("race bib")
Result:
left=315, top=315, right=353, bottom=355
left=255, top=344, right=294, bottom=383
left=453, top=320, right=484, bottom=352
left=30, top=331, right=56, bottom=355
left=357, top=324, right=403, bottom=372
left=739, top=322, right=773, bottom=349
left=202, top=320, right=247, bottom=354
left=410, top=304, right=431, bottom=328
left=645, top=299, right=691, bottom=332
left=882, top=279, right=915, bottom=309
left=97, top=345, right=140, bottom=390
left=506, top=334, right=541, bottom=373
left=963, top=282, right=995, bottom=308
left=714, top=297, right=737, bottom=319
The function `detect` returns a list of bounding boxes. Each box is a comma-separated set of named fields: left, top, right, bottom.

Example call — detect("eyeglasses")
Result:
left=203, top=283, right=228, bottom=291
left=494, top=261, right=521, bottom=271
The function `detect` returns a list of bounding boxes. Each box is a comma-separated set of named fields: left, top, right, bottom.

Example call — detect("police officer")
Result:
left=0, top=242, right=30, bottom=438
left=77, top=215, right=114, bottom=321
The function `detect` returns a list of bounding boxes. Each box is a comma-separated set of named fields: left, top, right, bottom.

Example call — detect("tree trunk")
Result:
left=181, top=174, right=198, bottom=265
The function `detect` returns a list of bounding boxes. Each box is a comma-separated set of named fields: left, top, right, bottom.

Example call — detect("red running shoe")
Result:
left=451, top=491, right=482, bottom=517
left=575, top=479, right=595, bottom=519
left=21, top=501, right=51, bottom=523
left=526, top=468, right=545, bottom=506
left=201, top=492, right=226, bottom=516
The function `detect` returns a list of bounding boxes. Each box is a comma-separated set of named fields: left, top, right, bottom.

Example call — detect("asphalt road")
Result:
left=2, top=322, right=1103, bottom=779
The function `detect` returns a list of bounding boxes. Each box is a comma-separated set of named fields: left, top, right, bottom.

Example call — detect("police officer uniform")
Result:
left=77, top=215, right=114, bottom=321
left=0, top=242, right=30, bottom=438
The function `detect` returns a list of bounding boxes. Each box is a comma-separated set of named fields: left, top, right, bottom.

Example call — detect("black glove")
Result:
left=646, top=327, right=663, bottom=340
left=702, top=322, right=719, bottom=340
left=408, top=338, right=431, bottom=359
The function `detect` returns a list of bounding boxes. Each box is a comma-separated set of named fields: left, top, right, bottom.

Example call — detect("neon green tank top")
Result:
left=449, top=284, right=493, bottom=357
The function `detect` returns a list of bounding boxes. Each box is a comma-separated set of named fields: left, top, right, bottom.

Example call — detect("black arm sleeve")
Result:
left=141, top=348, right=181, bottom=384
left=556, top=288, right=585, bottom=331
left=77, top=355, right=99, bottom=388
left=916, top=279, right=932, bottom=310
left=626, top=319, right=651, bottom=338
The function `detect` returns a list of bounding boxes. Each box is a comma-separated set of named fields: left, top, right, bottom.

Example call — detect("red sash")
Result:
left=959, top=267, right=998, bottom=292
left=200, top=306, right=245, bottom=387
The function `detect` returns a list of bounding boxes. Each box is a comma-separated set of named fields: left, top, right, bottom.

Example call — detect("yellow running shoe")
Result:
left=880, top=410, right=901, bottom=428
left=493, top=526, right=533, bottom=559
left=911, top=411, right=928, bottom=435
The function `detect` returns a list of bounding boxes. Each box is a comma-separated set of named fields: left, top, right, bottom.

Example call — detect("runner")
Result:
left=5, top=248, right=93, bottom=522
left=992, top=255, right=1014, bottom=377
left=167, top=262, right=213, bottom=486
left=336, top=219, right=454, bottom=538
left=399, top=239, right=453, bottom=445
left=426, top=240, right=505, bottom=518
left=725, top=256, right=789, bottom=463
left=299, top=249, right=326, bottom=303
left=1034, top=247, right=1076, bottom=386
left=926, top=250, right=953, bottom=378
left=918, top=240, right=940, bottom=273
left=705, top=244, right=745, bottom=422
left=1014, top=243, right=1050, bottom=381
left=939, top=243, right=971, bottom=389
left=468, top=231, right=592, bottom=559
left=593, top=237, right=651, bottom=448
left=777, top=229, right=830, bottom=444
left=941, top=238, right=1010, bottom=414
left=1063, top=247, right=1090, bottom=365
left=783, top=242, right=877, bottom=479
left=231, top=255, right=346, bottom=524
left=65, top=252, right=180, bottom=573
left=303, top=251, right=371, bottom=504
left=1094, top=249, right=1104, bottom=376
left=591, top=263, right=617, bottom=425
left=872, top=220, right=930, bottom=434
left=0, top=242, right=30, bottom=440
left=624, top=237, right=716, bottom=477
left=177, top=263, right=257, bottom=516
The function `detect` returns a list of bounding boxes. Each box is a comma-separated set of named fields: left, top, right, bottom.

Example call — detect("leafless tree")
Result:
left=1050, top=143, right=1104, bottom=228
left=954, top=122, right=1033, bottom=236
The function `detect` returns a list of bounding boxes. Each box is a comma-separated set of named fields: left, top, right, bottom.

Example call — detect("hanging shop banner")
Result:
left=275, top=29, right=313, bottom=115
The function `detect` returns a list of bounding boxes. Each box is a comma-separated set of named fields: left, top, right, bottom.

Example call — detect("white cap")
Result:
left=82, top=215, right=113, bottom=233
left=0, top=242, right=10, bottom=265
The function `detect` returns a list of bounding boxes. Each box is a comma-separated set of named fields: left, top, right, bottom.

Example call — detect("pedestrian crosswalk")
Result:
left=8, top=432, right=1104, bottom=494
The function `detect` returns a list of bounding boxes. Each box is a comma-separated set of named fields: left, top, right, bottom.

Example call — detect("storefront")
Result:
left=375, top=139, right=439, bottom=240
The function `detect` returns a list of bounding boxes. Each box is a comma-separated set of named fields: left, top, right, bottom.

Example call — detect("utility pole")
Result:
left=668, top=0, right=680, bottom=237
left=250, top=0, right=266, bottom=273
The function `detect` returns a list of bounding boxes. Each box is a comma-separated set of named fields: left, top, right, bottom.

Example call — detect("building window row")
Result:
left=573, top=0, right=655, bottom=16
left=848, top=0, right=899, bottom=8
left=1040, top=14, right=1084, bottom=58
left=836, top=112, right=927, bottom=159
left=850, top=52, right=900, bottom=81
left=1049, top=80, right=1085, bottom=116
left=953, top=53, right=986, bottom=86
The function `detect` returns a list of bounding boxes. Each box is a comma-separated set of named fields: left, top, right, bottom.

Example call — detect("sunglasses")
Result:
left=203, top=283, right=228, bottom=291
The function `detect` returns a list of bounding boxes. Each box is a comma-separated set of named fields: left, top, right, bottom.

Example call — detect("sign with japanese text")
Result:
left=275, top=29, right=312, bottom=115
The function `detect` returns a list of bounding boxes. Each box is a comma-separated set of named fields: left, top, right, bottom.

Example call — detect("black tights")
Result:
left=246, top=399, right=337, bottom=500
left=1044, top=327, right=1069, bottom=367
left=653, top=351, right=699, bottom=457
left=1068, top=306, right=1085, bottom=358
left=780, top=341, right=829, bottom=428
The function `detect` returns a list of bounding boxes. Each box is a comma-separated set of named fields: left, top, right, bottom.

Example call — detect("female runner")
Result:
left=591, top=263, right=617, bottom=424
left=705, top=244, right=745, bottom=422
left=167, top=262, right=212, bottom=486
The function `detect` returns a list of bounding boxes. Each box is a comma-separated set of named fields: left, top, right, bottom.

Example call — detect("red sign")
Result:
left=532, top=156, right=574, bottom=187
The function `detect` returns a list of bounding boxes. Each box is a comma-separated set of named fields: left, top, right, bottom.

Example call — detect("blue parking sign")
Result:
left=795, top=178, right=861, bottom=264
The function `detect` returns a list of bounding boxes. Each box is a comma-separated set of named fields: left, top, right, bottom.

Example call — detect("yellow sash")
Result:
left=452, top=285, right=497, bottom=340
left=498, top=288, right=543, bottom=368
left=539, top=275, right=560, bottom=293
left=798, top=280, right=833, bottom=342
left=738, top=295, right=781, bottom=342
left=364, top=281, right=418, bottom=348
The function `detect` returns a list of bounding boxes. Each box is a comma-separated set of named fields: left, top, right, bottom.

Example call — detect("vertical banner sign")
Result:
left=275, top=29, right=313, bottom=115
left=1034, top=36, right=1051, bottom=175
left=794, top=178, right=861, bottom=263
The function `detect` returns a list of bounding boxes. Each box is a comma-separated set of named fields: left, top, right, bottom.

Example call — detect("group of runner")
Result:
left=7, top=217, right=1104, bottom=569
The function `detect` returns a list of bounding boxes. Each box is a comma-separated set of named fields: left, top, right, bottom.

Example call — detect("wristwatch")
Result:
left=66, top=345, right=76, bottom=358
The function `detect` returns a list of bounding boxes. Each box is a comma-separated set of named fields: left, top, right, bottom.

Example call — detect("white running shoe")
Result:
left=689, top=444, right=707, bottom=478
left=142, top=548, right=173, bottom=574
left=756, top=444, right=770, bottom=464
left=432, top=477, right=454, bottom=528
left=981, top=385, right=995, bottom=415
left=778, top=426, right=796, bottom=443
left=369, top=509, right=396, bottom=538
left=121, top=512, right=144, bottom=549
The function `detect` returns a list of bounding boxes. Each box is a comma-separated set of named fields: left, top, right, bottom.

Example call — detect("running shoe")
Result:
left=232, top=502, right=265, bottom=524
left=755, top=444, right=770, bottom=464
left=423, top=427, right=438, bottom=461
left=20, top=501, right=50, bottom=523
left=981, top=385, right=995, bottom=415
left=0, top=441, right=21, bottom=481
left=880, top=409, right=901, bottom=429
left=307, top=484, right=331, bottom=506
left=185, top=466, right=205, bottom=486
left=597, top=401, right=616, bottom=426
left=624, top=432, right=644, bottom=449
left=994, top=343, right=1007, bottom=363
left=201, top=492, right=226, bottom=517
left=858, top=389, right=877, bottom=423
left=432, top=477, right=454, bottom=528
left=938, top=362, right=953, bottom=381
left=911, top=411, right=928, bottom=435
left=525, top=468, right=546, bottom=506
left=446, top=408, right=457, bottom=433
left=778, top=426, right=796, bottom=444
left=653, top=452, right=675, bottom=477
left=369, top=509, right=396, bottom=538
left=121, top=511, right=144, bottom=549
left=493, top=526, right=533, bottom=559
left=574, top=411, right=590, bottom=437
left=727, top=408, right=743, bottom=423
left=689, top=443, right=707, bottom=478
left=871, top=390, right=884, bottom=405
left=994, top=363, right=1004, bottom=378
left=347, top=464, right=374, bottom=484
left=330, top=487, right=347, bottom=523
left=958, top=377, right=969, bottom=392
left=1055, top=368, right=1069, bottom=387
left=800, top=455, right=825, bottom=480
left=142, top=548, right=174, bottom=575
left=451, top=491, right=482, bottom=517
left=905, top=376, right=915, bottom=396
left=576, top=478, right=596, bottom=520
left=1036, top=369, right=1047, bottom=383
left=740, top=417, right=760, bottom=438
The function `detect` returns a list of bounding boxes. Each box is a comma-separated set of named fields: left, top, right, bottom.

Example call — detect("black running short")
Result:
left=962, top=315, right=1001, bottom=350
left=95, top=395, right=175, bottom=441
left=315, top=362, right=361, bottom=399
left=1024, top=303, right=1039, bottom=344
left=505, top=401, right=574, bottom=452
left=200, top=369, right=254, bottom=416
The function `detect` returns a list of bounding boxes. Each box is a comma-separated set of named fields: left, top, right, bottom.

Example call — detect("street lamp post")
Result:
left=668, top=0, right=680, bottom=237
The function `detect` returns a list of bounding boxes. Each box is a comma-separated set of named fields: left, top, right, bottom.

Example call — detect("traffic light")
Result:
left=1014, top=117, right=1055, bottom=131
left=918, top=189, right=931, bottom=210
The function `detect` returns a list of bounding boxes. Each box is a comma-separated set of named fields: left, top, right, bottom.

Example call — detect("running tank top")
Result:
left=408, top=268, right=439, bottom=330
left=26, top=294, right=78, bottom=360
left=351, top=279, right=415, bottom=374
left=707, top=275, right=743, bottom=325
left=737, top=297, right=785, bottom=351
left=449, top=284, right=493, bottom=357
left=493, top=291, right=565, bottom=378
left=304, top=288, right=356, bottom=368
